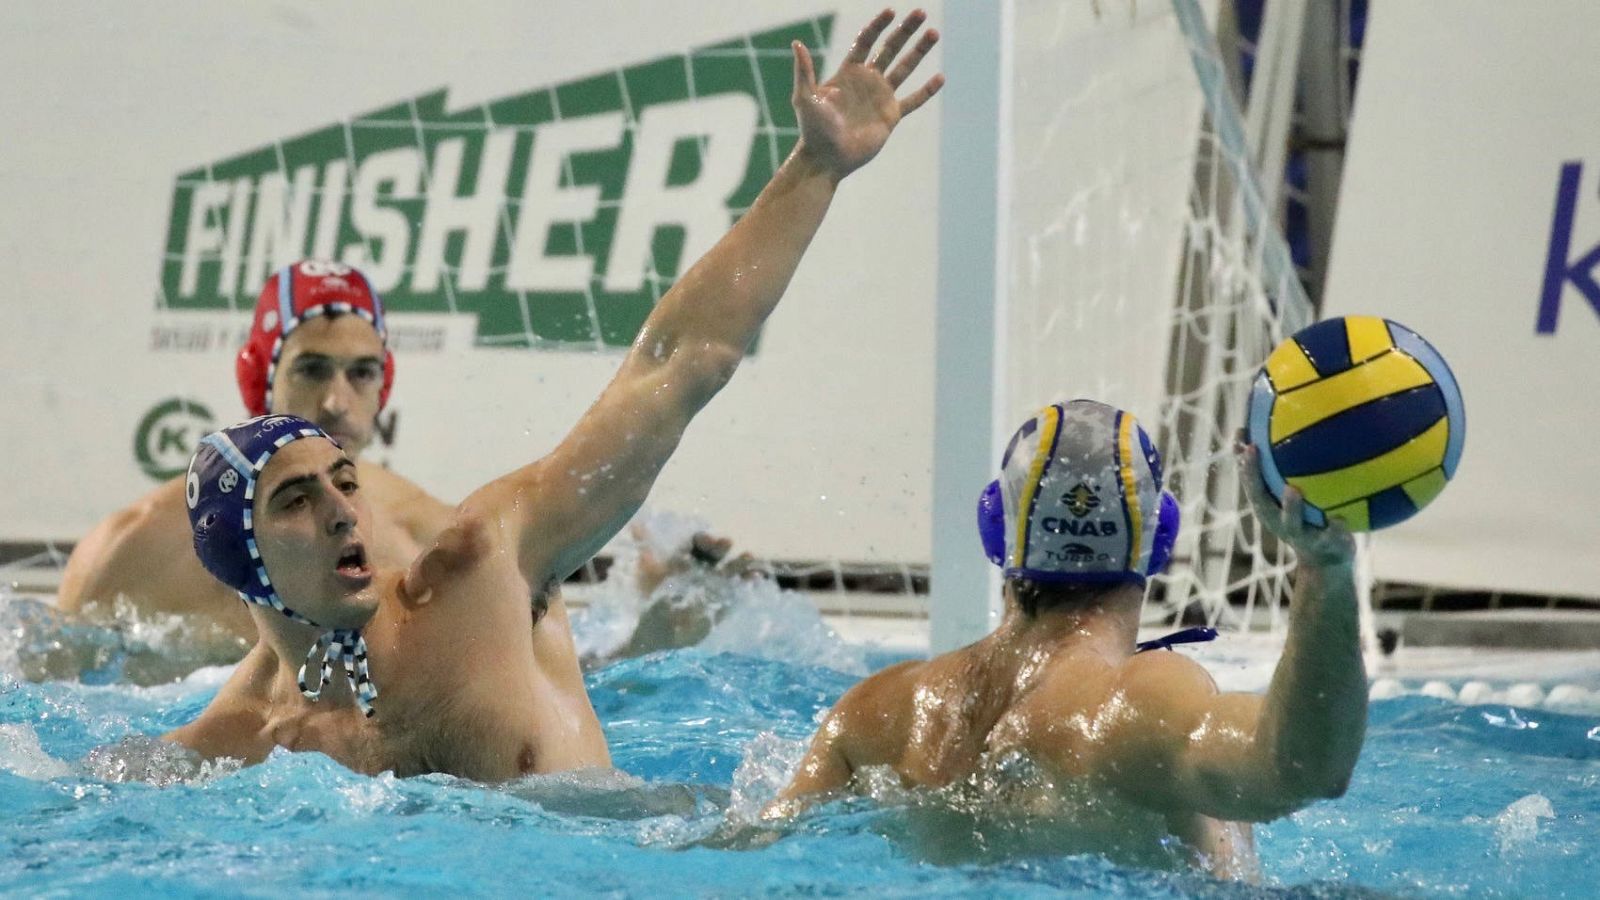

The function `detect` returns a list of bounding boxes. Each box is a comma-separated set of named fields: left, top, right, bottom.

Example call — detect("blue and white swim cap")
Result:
left=185, top=414, right=377, bottom=716
left=977, top=400, right=1179, bottom=585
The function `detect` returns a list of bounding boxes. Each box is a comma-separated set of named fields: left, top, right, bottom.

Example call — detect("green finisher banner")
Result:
left=159, top=17, right=831, bottom=349
left=2, top=3, right=944, bottom=565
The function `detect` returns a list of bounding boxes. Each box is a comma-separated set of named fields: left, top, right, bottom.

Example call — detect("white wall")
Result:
left=0, top=1, right=941, bottom=564
left=1323, top=0, right=1600, bottom=596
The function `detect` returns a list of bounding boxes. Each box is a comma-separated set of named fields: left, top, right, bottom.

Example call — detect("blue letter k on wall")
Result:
left=1538, top=161, right=1600, bottom=334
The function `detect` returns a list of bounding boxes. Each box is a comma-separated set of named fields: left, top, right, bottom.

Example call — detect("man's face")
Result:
left=271, top=315, right=385, bottom=456
left=253, top=437, right=378, bottom=629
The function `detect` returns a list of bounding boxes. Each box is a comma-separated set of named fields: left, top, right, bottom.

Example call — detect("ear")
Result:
left=977, top=480, right=1005, bottom=565
left=1146, top=491, right=1180, bottom=576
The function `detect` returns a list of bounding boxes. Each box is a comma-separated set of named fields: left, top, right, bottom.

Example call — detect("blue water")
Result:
left=3, top=630, right=1598, bottom=897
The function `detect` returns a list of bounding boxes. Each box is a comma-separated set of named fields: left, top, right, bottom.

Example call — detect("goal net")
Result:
left=989, top=0, right=1365, bottom=642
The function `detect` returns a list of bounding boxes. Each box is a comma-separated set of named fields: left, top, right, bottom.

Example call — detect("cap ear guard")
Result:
left=187, top=459, right=255, bottom=594
left=1146, top=490, right=1180, bottom=577
left=378, top=350, right=395, bottom=411
left=977, top=479, right=1005, bottom=565
left=236, top=341, right=269, bottom=417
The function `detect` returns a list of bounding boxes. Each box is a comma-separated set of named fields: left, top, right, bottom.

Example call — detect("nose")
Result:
left=326, top=482, right=358, bottom=536
left=320, top=371, right=355, bottom=421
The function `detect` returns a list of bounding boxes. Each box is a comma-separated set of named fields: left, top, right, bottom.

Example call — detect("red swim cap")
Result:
left=235, top=260, right=395, bottom=417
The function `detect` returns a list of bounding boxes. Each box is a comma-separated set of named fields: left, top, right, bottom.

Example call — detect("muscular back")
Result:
left=779, top=637, right=1257, bottom=877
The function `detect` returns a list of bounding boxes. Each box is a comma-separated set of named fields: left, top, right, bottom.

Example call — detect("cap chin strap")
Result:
left=296, top=629, right=378, bottom=718
left=242, top=591, right=378, bottom=718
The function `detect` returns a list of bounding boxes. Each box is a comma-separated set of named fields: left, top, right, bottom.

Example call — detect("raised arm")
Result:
left=471, top=9, right=944, bottom=585
left=1094, top=444, right=1366, bottom=823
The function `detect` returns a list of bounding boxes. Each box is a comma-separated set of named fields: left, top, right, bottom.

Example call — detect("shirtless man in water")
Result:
left=57, top=261, right=452, bottom=647
left=162, top=9, right=944, bottom=781
left=768, top=400, right=1367, bottom=879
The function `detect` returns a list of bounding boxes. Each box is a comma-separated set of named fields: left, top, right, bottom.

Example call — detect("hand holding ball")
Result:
left=1246, top=316, right=1465, bottom=531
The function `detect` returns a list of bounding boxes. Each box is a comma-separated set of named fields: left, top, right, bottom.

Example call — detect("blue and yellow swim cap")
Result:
left=977, top=400, right=1179, bottom=585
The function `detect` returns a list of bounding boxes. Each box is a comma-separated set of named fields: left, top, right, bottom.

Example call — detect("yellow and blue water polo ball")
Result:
left=1246, top=315, right=1465, bottom=531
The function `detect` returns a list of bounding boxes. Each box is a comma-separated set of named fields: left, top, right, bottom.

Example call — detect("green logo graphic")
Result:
left=134, top=398, right=216, bottom=481
left=159, top=17, right=832, bottom=350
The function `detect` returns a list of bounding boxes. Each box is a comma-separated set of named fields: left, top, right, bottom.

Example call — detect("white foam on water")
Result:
left=700, top=579, right=868, bottom=676
left=0, top=589, right=248, bottom=686
left=1492, top=794, right=1555, bottom=855
left=724, top=731, right=807, bottom=826
left=80, top=734, right=242, bottom=786
left=338, top=771, right=401, bottom=814
left=0, top=723, right=71, bottom=779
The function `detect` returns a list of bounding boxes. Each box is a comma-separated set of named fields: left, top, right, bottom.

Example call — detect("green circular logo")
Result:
left=133, top=398, right=216, bottom=481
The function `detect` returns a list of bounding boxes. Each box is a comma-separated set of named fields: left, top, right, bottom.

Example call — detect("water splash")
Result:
left=80, top=735, right=241, bottom=786
left=724, top=731, right=806, bottom=826
left=0, top=723, right=71, bottom=779
left=0, top=592, right=248, bottom=686
left=573, top=510, right=866, bottom=675
left=700, top=578, right=867, bottom=676
left=1491, top=794, right=1555, bottom=855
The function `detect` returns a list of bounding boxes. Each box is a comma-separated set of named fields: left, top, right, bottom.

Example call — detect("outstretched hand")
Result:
left=1238, top=441, right=1355, bottom=568
left=791, top=8, right=944, bottom=181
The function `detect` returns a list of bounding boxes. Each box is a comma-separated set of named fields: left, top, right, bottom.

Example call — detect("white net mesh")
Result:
left=998, top=0, right=1348, bottom=637
left=1149, top=0, right=1314, bottom=634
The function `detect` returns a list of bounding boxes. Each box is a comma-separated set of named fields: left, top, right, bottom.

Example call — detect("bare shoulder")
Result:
left=399, top=501, right=502, bottom=606
left=832, top=659, right=925, bottom=720
left=356, top=460, right=430, bottom=501
left=163, top=660, right=273, bottom=764
left=1069, top=650, right=1225, bottom=779
left=1116, top=650, right=1222, bottom=713
left=356, top=461, right=454, bottom=544
left=95, top=477, right=191, bottom=539
left=812, top=659, right=926, bottom=767
left=1009, top=650, right=1223, bottom=777
left=164, top=703, right=269, bottom=766
left=57, top=478, right=205, bottom=612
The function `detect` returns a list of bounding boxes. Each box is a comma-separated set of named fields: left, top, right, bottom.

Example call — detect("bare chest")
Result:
left=362, top=583, right=608, bottom=780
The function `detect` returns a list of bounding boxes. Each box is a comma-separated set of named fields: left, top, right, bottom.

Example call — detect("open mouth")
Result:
left=335, top=543, right=371, bottom=580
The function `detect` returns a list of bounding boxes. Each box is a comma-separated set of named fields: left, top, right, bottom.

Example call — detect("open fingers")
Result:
left=887, top=27, right=939, bottom=87
left=846, top=8, right=897, bottom=65
left=791, top=41, right=817, bottom=96
left=870, top=9, right=926, bottom=71
left=898, top=73, right=945, bottom=117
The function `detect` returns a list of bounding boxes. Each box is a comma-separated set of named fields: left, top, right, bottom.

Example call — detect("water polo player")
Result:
left=767, top=400, right=1368, bottom=879
left=55, top=260, right=454, bottom=654
left=162, top=9, right=945, bottom=779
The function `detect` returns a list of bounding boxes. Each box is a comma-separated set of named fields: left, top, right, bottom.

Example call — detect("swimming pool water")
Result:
left=2, top=594, right=1597, bottom=898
